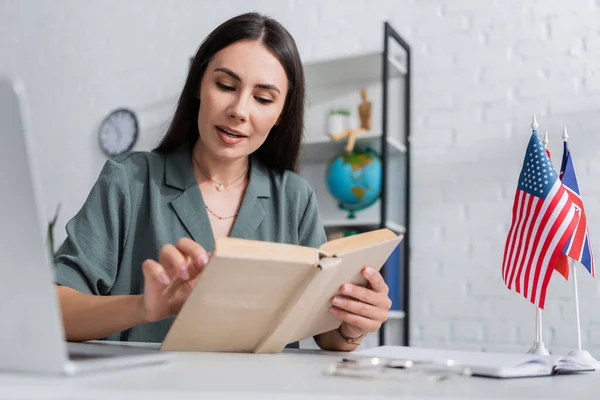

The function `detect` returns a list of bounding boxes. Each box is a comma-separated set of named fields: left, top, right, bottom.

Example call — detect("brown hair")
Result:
left=154, top=12, right=305, bottom=173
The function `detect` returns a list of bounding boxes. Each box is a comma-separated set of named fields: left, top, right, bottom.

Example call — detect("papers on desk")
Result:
left=346, top=346, right=595, bottom=379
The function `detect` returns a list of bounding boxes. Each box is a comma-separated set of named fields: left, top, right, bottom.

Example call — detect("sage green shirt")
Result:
left=53, top=145, right=327, bottom=344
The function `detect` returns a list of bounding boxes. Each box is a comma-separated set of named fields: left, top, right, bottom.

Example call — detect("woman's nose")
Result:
left=227, top=96, right=249, bottom=122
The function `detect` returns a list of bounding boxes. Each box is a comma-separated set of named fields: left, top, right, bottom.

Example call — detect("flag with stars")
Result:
left=502, top=132, right=580, bottom=309
left=555, top=140, right=595, bottom=277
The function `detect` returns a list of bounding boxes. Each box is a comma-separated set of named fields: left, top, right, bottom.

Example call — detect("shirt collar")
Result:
left=164, top=145, right=271, bottom=198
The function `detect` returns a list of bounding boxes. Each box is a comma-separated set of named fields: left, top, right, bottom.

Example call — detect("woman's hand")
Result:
left=141, top=238, right=209, bottom=323
left=329, top=266, right=392, bottom=339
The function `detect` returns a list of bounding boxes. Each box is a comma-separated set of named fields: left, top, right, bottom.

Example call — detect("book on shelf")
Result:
left=325, top=229, right=359, bottom=241
left=161, top=229, right=403, bottom=354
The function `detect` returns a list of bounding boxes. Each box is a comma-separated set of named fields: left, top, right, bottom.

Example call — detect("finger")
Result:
left=340, top=283, right=392, bottom=309
left=165, top=272, right=202, bottom=302
left=185, top=275, right=200, bottom=290
left=176, top=238, right=209, bottom=276
left=163, top=276, right=188, bottom=299
left=142, top=260, right=188, bottom=301
left=159, top=244, right=190, bottom=280
left=362, top=267, right=389, bottom=294
left=331, top=295, right=388, bottom=322
left=142, top=259, right=171, bottom=286
left=329, top=306, right=380, bottom=333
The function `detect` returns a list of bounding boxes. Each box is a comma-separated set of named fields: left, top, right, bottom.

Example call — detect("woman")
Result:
left=54, top=12, right=392, bottom=352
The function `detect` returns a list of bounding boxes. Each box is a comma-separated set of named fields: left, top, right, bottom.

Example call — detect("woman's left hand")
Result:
left=329, top=266, right=392, bottom=339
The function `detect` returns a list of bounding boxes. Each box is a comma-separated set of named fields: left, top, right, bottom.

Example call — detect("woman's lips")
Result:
left=216, top=126, right=247, bottom=145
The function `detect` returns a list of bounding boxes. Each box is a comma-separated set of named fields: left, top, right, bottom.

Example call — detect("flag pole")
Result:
left=562, top=126, right=600, bottom=368
left=566, top=258, right=599, bottom=366
left=527, top=116, right=550, bottom=356
left=562, top=127, right=583, bottom=352
left=571, top=258, right=582, bottom=351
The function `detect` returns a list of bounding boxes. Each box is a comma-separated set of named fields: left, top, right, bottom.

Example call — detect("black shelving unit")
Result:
left=379, top=21, right=411, bottom=347
left=299, top=21, right=411, bottom=350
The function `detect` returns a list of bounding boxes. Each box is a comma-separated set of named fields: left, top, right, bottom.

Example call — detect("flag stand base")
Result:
left=527, top=341, right=550, bottom=356
left=567, top=349, right=600, bottom=370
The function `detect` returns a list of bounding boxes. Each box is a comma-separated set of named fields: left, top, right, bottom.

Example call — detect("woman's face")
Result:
left=196, top=40, right=289, bottom=160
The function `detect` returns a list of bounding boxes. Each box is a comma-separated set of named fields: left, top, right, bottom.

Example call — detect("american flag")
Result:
left=541, top=145, right=570, bottom=280
left=555, top=140, right=595, bottom=277
left=502, top=132, right=580, bottom=309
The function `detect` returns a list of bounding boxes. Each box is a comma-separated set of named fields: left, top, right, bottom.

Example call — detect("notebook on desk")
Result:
left=347, top=346, right=595, bottom=379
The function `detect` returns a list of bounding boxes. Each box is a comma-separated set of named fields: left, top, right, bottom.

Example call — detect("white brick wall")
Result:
left=3, top=0, right=600, bottom=357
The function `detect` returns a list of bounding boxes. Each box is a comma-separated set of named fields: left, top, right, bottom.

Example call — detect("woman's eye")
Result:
left=216, top=82, right=234, bottom=91
left=255, top=97, right=273, bottom=105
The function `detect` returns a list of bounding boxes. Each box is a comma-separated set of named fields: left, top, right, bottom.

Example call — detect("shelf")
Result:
left=299, top=23, right=410, bottom=348
left=323, top=219, right=406, bottom=235
left=304, top=51, right=407, bottom=90
left=301, top=131, right=406, bottom=164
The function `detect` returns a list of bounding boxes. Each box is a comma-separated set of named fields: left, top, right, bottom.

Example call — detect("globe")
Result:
left=325, top=148, right=382, bottom=219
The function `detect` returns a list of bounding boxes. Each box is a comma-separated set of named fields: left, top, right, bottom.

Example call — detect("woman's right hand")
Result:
left=141, top=238, right=209, bottom=323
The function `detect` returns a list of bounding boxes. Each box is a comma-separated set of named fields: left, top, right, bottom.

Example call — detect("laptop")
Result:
left=0, top=76, right=171, bottom=375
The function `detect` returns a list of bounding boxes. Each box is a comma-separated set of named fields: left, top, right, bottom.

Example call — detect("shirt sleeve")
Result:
left=298, top=189, right=328, bottom=248
left=53, top=159, right=131, bottom=296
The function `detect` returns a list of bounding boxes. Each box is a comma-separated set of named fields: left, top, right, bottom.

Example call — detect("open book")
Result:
left=347, top=346, right=595, bottom=378
left=160, top=229, right=403, bottom=353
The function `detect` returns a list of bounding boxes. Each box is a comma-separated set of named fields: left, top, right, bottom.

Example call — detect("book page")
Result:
left=215, top=237, right=317, bottom=264
left=319, top=229, right=399, bottom=256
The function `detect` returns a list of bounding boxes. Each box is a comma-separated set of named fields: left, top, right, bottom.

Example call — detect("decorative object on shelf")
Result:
left=326, top=108, right=351, bottom=138
left=325, top=147, right=382, bottom=219
left=98, top=108, right=139, bottom=157
left=328, top=89, right=372, bottom=153
left=358, top=88, right=372, bottom=131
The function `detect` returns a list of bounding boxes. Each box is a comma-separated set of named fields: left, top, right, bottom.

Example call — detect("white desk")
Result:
left=0, top=348, right=599, bottom=400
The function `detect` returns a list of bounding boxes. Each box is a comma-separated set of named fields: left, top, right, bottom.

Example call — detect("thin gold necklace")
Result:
left=204, top=204, right=238, bottom=220
left=192, top=154, right=248, bottom=192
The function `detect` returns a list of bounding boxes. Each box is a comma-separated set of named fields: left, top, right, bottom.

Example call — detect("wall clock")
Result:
left=98, top=108, right=138, bottom=157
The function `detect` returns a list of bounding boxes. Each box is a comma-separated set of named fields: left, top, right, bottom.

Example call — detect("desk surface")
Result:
left=1, top=347, right=599, bottom=400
